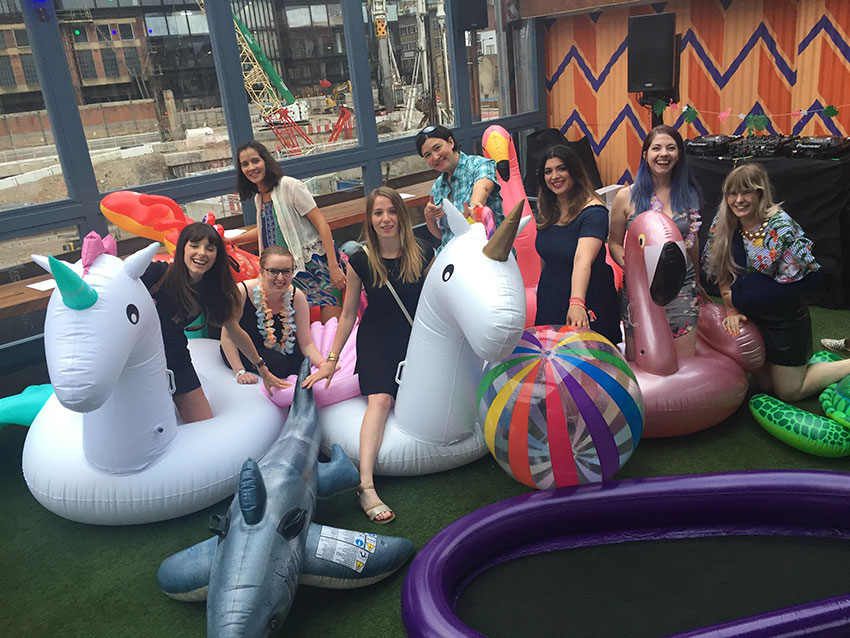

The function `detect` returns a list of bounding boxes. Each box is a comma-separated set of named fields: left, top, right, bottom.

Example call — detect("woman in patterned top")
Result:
left=233, top=140, right=345, bottom=323
left=702, top=162, right=850, bottom=401
left=609, top=125, right=705, bottom=360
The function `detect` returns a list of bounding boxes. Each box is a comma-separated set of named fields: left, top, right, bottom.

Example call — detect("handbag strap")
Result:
left=385, top=279, right=413, bottom=327
left=363, top=245, right=414, bottom=326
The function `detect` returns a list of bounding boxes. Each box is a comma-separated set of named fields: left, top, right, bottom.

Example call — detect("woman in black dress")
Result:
left=534, top=145, right=621, bottom=344
left=141, top=223, right=289, bottom=423
left=306, top=187, right=434, bottom=523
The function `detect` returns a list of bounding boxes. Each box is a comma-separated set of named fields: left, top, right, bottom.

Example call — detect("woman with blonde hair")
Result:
left=305, top=186, right=434, bottom=523
left=702, top=162, right=850, bottom=401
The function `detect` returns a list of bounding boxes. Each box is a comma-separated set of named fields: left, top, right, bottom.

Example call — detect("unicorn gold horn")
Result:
left=47, top=255, right=98, bottom=310
left=482, top=200, right=525, bottom=262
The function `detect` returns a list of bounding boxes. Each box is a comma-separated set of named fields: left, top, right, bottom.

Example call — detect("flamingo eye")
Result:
left=638, top=234, right=646, bottom=248
left=126, top=304, right=139, bottom=324
left=442, top=264, right=454, bottom=281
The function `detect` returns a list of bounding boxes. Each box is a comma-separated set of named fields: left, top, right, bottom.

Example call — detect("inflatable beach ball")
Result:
left=478, top=325, right=644, bottom=489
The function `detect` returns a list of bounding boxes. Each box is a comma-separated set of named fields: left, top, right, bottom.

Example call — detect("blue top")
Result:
left=535, top=204, right=621, bottom=344
left=429, top=151, right=503, bottom=250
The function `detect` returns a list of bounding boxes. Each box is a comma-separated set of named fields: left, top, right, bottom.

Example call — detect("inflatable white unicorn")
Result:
left=24, top=234, right=285, bottom=525
left=320, top=200, right=529, bottom=475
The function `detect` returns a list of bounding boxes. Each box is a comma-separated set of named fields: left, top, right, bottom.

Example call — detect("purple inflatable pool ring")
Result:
left=402, top=471, right=850, bottom=637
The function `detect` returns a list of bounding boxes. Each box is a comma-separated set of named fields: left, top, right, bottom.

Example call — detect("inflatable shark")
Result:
left=157, top=360, right=415, bottom=636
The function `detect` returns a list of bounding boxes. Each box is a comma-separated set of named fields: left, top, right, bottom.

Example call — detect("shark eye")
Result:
left=277, top=507, right=307, bottom=540
left=442, top=264, right=454, bottom=281
left=126, top=304, right=139, bottom=324
left=638, top=234, right=646, bottom=248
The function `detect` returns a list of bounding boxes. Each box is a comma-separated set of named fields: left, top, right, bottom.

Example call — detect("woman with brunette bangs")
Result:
left=305, top=187, right=434, bottom=524
left=233, top=140, right=345, bottom=323
left=534, top=145, right=620, bottom=344
left=702, top=163, right=850, bottom=401
left=141, top=223, right=289, bottom=423
left=609, top=124, right=705, bottom=359
left=219, top=245, right=333, bottom=384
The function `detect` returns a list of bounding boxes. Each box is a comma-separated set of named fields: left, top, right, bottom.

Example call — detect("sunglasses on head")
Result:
left=415, top=125, right=437, bottom=145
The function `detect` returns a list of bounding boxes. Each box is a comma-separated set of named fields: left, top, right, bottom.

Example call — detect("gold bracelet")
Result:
left=326, top=351, right=339, bottom=362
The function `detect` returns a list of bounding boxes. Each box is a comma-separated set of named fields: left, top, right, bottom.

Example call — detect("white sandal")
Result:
left=356, top=485, right=395, bottom=524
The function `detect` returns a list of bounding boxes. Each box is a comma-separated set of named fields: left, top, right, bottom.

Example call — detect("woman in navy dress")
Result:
left=534, top=145, right=621, bottom=344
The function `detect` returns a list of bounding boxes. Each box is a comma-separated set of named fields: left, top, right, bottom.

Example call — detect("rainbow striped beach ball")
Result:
left=478, top=325, right=644, bottom=489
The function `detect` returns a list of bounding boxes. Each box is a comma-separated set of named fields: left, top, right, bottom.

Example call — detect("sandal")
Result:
left=356, top=485, right=395, bottom=524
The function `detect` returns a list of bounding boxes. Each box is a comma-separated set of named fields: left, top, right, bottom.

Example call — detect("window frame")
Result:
left=5, top=0, right=545, bottom=243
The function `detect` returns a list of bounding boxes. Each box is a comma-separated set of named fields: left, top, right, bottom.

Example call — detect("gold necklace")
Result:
left=739, top=219, right=768, bottom=241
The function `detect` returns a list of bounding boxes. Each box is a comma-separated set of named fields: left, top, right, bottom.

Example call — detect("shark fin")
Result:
left=317, top=444, right=360, bottom=498
left=238, top=458, right=267, bottom=525
left=300, top=523, right=414, bottom=589
left=157, top=536, right=217, bottom=602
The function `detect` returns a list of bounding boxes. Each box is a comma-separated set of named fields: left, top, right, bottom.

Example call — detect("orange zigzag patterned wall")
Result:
left=545, top=0, right=850, bottom=185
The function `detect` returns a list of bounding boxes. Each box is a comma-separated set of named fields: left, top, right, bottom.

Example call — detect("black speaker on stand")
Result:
left=628, top=12, right=680, bottom=127
left=455, top=0, right=489, bottom=31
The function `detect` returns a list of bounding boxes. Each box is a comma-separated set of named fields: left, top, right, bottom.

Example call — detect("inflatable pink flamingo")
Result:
left=482, top=125, right=539, bottom=326
left=625, top=211, right=764, bottom=437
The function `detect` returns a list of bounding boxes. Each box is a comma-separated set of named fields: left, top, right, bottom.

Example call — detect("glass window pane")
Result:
left=72, top=26, right=89, bottom=43
left=364, top=0, right=454, bottom=145
left=96, top=24, right=111, bottom=41
left=76, top=49, right=97, bottom=79
left=123, top=47, right=141, bottom=75
left=233, top=0, right=358, bottom=156
left=187, top=12, right=208, bottom=35
left=101, top=48, right=120, bottom=77
left=468, top=3, right=535, bottom=121
left=0, top=55, right=15, bottom=86
left=0, top=225, right=81, bottom=272
left=327, top=4, right=342, bottom=27
left=286, top=7, right=311, bottom=29
left=310, top=5, right=328, bottom=27
left=19, top=53, right=38, bottom=85
left=51, top=8, right=230, bottom=196
left=0, top=6, right=68, bottom=209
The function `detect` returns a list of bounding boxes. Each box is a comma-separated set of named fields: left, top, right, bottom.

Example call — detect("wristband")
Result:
left=569, top=297, right=585, bottom=307
left=235, top=369, right=246, bottom=380
left=326, top=351, right=339, bottom=362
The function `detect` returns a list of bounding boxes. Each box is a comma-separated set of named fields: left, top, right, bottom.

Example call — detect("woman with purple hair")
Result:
left=609, top=125, right=705, bottom=359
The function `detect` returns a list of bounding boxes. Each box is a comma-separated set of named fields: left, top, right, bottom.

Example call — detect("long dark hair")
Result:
left=235, top=141, right=284, bottom=201
left=163, top=223, right=239, bottom=327
left=631, top=125, right=701, bottom=214
left=536, top=145, right=598, bottom=229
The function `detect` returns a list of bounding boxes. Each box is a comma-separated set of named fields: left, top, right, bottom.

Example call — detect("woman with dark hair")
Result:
left=219, top=245, right=332, bottom=384
left=609, top=124, right=704, bottom=359
left=534, top=145, right=620, bottom=344
left=232, top=140, right=345, bottom=323
left=415, top=124, right=503, bottom=251
left=305, top=187, right=434, bottom=524
left=141, top=222, right=289, bottom=423
left=702, top=162, right=850, bottom=401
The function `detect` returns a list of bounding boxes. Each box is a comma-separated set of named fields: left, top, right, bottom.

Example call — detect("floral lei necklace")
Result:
left=254, top=281, right=296, bottom=354
left=650, top=193, right=702, bottom=248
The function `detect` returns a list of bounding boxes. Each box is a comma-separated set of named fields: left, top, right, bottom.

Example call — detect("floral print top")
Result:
left=703, top=210, right=819, bottom=283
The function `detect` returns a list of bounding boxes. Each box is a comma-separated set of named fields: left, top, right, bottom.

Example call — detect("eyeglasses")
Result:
left=264, top=267, right=293, bottom=277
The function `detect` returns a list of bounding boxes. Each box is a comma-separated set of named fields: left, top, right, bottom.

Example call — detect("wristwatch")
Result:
left=254, top=358, right=267, bottom=370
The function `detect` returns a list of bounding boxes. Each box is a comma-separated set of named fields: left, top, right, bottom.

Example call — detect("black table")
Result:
left=690, top=154, right=850, bottom=308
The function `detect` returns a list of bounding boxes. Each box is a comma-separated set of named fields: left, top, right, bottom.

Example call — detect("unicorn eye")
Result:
left=638, top=234, right=646, bottom=248
left=126, top=304, right=139, bottom=324
left=442, top=264, right=454, bottom=281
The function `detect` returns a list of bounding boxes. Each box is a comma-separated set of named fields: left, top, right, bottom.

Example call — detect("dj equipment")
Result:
left=685, top=135, right=736, bottom=157
left=732, top=135, right=797, bottom=158
left=785, top=136, right=850, bottom=159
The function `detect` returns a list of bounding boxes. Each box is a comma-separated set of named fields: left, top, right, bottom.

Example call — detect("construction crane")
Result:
left=324, top=80, right=354, bottom=142
left=196, top=1, right=313, bottom=155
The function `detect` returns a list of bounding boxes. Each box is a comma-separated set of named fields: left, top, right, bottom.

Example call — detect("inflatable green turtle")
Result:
left=749, top=351, right=850, bottom=457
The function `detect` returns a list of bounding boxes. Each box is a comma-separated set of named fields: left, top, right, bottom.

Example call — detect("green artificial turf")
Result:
left=1, top=305, right=848, bottom=637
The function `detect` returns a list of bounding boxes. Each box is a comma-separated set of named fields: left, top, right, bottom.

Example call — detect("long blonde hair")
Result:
left=362, top=186, right=424, bottom=287
left=705, top=163, right=782, bottom=286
